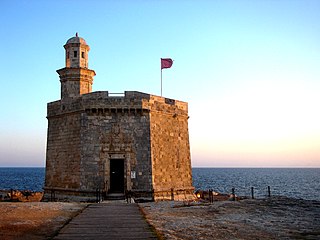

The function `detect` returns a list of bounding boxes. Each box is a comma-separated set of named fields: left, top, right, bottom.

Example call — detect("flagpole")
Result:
left=161, top=68, right=163, bottom=97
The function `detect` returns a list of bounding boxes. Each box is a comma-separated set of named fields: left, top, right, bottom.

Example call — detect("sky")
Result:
left=0, top=0, right=319, bottom=167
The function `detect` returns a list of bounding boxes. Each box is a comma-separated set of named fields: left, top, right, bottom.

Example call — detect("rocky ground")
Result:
left=140, top=196, right=320, bottom=240
left=0, top=202, right=87, bottom=240
left=1, top=196, right=319, bottom=239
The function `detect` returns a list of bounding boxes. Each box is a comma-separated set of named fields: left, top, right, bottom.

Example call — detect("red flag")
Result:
left=161, top=58, right=173, bottom=69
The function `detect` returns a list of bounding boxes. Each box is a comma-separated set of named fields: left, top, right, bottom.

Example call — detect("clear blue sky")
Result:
left=1, top=0, right=319, bottom=167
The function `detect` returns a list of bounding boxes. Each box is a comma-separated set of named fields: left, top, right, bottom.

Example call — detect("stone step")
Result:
left=105, top=193, right=125, bottom=200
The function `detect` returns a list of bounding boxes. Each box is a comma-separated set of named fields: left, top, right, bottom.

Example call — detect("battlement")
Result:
left=47, top=91, right=188, bottom=118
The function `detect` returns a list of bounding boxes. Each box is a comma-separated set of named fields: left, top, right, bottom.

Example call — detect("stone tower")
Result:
left=44, top=35, right=194, bottom=202
left=57, top=33, right=95, bottom=99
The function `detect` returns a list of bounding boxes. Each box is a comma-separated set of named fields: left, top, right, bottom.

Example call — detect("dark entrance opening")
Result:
left=109, top=159, right=124, bottom=193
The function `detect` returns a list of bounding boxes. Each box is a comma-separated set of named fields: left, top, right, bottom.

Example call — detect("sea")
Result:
left=0, top=168, right=319, bottom=201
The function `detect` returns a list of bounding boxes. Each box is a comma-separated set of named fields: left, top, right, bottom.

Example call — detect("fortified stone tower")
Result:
left=44, top=34, right=194, bottom=202
left=57, top=33, right=95, bottom=99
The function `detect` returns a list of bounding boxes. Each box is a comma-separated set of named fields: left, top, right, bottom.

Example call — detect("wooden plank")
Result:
left=54, top=202, right=158, bottom=240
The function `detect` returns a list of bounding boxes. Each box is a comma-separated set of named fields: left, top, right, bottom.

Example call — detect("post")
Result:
left=96, top=188, right=101, bottom=203
left=209, top=189, right=213, bottom=203
left=50, top=189, right=55, bottom=202
left=231, top=188, right=235, bottom=201
left=267, top=186, right=271, bottom=197
left=171, top=188, right=174, bottom=201
left=161, top=68, right=163, bottom=96
left=10, top=189, right=13, bottom=201
left=251, top=187, right=254, bottom=199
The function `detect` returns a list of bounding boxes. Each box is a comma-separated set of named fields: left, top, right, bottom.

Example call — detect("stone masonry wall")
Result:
left=57, top=68, right=95, bottom=99
left=79, top=92, right=153, bottom=194
left=147, top=96, right=194, bottom=200
left=44, top=91, right=194, bottom=201
left=45, top=111, right=82, bottom=190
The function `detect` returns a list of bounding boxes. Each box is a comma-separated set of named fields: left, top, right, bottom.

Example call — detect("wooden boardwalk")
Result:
left=54, top=201, right=158, bottom=240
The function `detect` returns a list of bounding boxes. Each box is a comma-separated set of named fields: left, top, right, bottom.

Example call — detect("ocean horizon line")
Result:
left=0, top=166, right=319, bottom=169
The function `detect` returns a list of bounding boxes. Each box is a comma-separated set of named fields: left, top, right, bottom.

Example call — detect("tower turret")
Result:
left=64, top=32, right=89, bottom=68
left=57, top=33, right=96, bottom=99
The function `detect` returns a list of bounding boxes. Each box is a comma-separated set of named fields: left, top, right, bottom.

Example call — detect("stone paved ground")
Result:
left=140, top=196, right=320, bottom=240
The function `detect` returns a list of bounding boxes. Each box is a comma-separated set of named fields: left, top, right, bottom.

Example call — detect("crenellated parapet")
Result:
left=47, top=91, right=188, bottom=119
